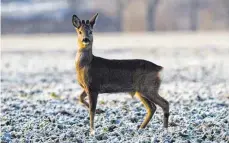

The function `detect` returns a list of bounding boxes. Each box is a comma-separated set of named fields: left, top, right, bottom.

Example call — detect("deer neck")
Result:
left=75, top=45, right=93, bottom=68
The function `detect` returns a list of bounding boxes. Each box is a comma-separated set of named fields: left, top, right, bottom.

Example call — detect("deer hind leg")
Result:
left=79, top=91, right=89, bottom=109
left=141, top=72, right=169, bottom=128
left=148, top=93, right=169, bottom=128
left=135, top=92, right=156, bottom=129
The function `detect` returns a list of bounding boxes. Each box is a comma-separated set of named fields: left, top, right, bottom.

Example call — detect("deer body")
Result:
left=76, top=54, right=162, bottom=93
left=72, top=14, right=169, bottom=135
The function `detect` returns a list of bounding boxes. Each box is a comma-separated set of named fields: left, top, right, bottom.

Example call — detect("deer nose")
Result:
left=82, top=38, right=90, bottom=43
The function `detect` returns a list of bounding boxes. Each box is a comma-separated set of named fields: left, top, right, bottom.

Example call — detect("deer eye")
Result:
left=79, top=31, right=82, bottom=34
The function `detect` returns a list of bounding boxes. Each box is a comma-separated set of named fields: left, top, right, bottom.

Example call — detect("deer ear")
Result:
left=72, top=15, right=81, bottom=28
left=89, top=13, right=98, bottom=28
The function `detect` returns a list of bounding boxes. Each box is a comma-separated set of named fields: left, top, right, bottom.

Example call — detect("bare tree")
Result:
left=222, top=0, right=229, bottom=28
left=147, top=0, right=159, bottom=31
left=116, top=0, right=132, bottom=31
left=190, top=0, right=199, bottom=31
left=68, top=0, right=84, bottom=13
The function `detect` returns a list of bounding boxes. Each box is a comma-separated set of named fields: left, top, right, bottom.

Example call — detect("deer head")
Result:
left=72, top=13, right=98, bottom=49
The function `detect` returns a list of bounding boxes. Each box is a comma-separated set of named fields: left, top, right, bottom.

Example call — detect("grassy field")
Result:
left=1, top=32, right=229, bottom=142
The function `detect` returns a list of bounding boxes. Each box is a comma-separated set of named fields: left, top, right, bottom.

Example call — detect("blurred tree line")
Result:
left=1, top=0, right=229, bottom=34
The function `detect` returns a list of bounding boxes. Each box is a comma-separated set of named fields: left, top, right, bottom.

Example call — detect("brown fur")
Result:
left=72, top=13, right=169, bottom=135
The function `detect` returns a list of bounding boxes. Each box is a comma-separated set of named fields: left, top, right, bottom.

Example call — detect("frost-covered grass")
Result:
left=1, top=34, right=229, bottom=142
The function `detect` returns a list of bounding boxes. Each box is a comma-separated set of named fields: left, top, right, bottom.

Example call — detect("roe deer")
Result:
left=72, top=13, right=169, bottom=135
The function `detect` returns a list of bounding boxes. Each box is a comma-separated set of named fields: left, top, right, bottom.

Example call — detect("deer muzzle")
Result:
left=82, top=38, right=90, bottom=45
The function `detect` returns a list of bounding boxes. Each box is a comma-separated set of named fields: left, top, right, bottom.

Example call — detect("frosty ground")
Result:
left=1, top=33, right=229, bottom=142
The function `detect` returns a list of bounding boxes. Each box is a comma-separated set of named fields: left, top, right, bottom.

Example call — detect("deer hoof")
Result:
left=90, top=129, right=95, bottom=136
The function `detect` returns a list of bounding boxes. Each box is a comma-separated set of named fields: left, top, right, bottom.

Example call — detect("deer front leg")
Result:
left=88, top=91, right=98, bottom=135
left=79, top=90, right=103, bottom=114
left=79, top=91, right=89, bottom=109
left=135, top=92, right=156, bottom=129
